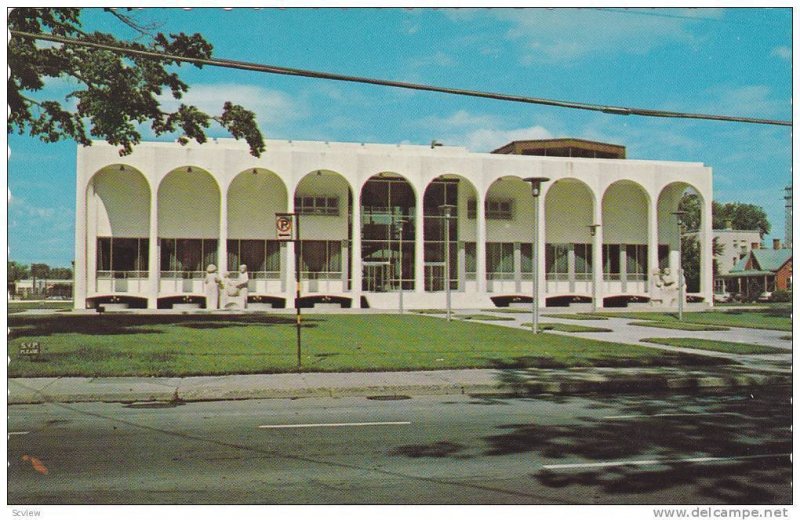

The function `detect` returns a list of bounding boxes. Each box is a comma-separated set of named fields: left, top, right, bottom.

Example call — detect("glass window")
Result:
left=626, top=244, right=648, bottom=279
left=575, top=243, right=592, bottom=279
left=97, top=237, right=112, bottom=271
left=604, top=244, right=621, bottom=277
left=465, top=242, right=477, bottom=275
left=487, top=242, right=514, bottom=276
left=546, top=243, right=569, bottom=279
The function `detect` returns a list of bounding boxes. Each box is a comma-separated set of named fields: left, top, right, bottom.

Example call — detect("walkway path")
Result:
left=442, top=308, right=791, bottom=373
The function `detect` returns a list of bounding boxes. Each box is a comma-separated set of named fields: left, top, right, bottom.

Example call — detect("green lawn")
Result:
left=542, top=313, right=609, bottom=321
left=8, top=313, right=727, bottom=377
left=628, top=321, right=729, bottom=332
left=525, top=322, right=612, bottom=333
left=456, top=314, right=516, bottom=321
left=588, top=307, right=791, bottom=331
left=642, top=337, right=788, bottom=355
left=9, top=301, right=73, bottom=314
left=480, top=308, right=530, bottom=313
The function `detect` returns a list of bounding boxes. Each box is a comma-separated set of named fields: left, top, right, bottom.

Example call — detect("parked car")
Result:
left=757, top=291, right=773, bottom=302
left=713, top=291, right=732, bottom=303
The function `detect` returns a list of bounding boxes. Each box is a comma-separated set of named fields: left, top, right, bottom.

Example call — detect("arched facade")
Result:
left=85, top=165, right=151, bottom=301
left=74, top=139, right=713, bottom=310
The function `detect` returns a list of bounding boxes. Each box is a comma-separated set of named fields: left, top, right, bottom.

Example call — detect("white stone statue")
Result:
left=203, top=264, right=222, bottom=310
left=223, top=264, right=249, bottom=310
left=655, top=267, right=679, bottom=307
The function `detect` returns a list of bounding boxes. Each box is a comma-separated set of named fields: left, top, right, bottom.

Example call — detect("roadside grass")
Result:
left=524, top=322, right=613, bottom=333
left=628, top=321, right=729, bottom=332
left=541, top=313, right=609, bottom=321
left=642, top=337, right=788, bottom=355
left=588, top=307, right=790, bottom=331
left=7, top=313, right=728, bottom=377
left=480, top=308, right=530, bottom=313
left=456, top=314, right=516, bottom=321
left=9, top=301, right=73, bottom=314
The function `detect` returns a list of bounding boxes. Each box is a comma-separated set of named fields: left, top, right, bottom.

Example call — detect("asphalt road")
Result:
left=8, top=388, right=791, bottom=505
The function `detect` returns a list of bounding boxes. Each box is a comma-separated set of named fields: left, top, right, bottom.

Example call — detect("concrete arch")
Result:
left=293, top=169, right=353, bottom=242
left=545, top=177, right=596, bottom=243
left=359, top=171, right=420, bottom=202
left=88, top=164, right=151, bottom=237
left=601, top=180, right=650, bottom=245
left=227, top=167, right=289, bottom=240
left=157, top=166, right=221, bottom=239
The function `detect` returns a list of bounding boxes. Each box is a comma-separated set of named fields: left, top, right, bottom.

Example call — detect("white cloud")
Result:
left=458, top=125, right=553, bottom=152
left=158, top=83, right=309, bottom=130
left=771, top=46, right=791, bottom=61
left=410, top=109, right=553, bottom=151
left=408, top=51, right=456, bottom=68
left=9, top=195, right=56, bottom=219
left=446, top=8, right=710, bottom=63
left=703, top=84, right=786, bottom=119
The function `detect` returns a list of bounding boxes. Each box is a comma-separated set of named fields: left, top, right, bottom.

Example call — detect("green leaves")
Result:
left=8, top=8, right=266, bottom=157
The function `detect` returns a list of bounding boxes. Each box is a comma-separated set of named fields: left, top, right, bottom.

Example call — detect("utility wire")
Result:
left=10, top=30, right=792, bottom=127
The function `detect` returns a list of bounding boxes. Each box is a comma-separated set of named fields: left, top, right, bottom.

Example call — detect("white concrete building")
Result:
left=73, top=138, right=713, bottom=310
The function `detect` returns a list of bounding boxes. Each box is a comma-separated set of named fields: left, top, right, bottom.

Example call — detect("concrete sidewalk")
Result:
left=8, top=366, right=790, bottom=405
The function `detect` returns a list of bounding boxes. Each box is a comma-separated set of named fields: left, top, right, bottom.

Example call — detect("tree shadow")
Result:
left=8, top=314, right=315, bottom=339
left=389, top=387, right=791, bottom=504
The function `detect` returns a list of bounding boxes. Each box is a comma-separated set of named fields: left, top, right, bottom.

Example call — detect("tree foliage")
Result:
left=8, top=261, right=30, bottom=282
left=678, top=193, right=771, bottom=237
left=678, top=193, right=765, bottom=293
left=8, top=8, right=265, bottom=156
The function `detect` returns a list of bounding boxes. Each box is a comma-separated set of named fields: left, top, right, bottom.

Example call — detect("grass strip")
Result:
left=628, top=321, right=729, bottom=332
left=642, top=337, right=787, bottom=355
left=524, top=322, right=613, bottom=333
left=541, top=313, right=609, bottom=321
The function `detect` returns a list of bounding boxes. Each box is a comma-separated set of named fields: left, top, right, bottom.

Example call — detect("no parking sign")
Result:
left=275, top=214, right=294, bottom=241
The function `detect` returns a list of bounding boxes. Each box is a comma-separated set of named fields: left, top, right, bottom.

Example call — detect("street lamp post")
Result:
left=672, top=211, right=687, bottom=321
left=439, top=204, right=457, bottom=322
left=523, top=177, right=550, bottom=334
left=588, top=224, right=601, bottom=313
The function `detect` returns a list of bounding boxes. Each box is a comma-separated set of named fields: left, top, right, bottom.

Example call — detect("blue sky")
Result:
left=7, top=7, right=793, bottom=266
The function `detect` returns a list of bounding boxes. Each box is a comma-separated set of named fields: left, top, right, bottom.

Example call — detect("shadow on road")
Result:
left=391, top=388, right=791, bottom=504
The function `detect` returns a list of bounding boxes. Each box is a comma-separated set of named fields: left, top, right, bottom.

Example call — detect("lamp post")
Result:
left=672, top=211, right=687, bottom=321
left=588, top=224, right=601, bottom=312
left=523, top=177, right=550, bottom=334
left=439, top=204, right=457, bottom=321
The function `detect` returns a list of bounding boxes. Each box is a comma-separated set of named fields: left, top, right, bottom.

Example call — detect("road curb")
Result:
left=8, top=371, right=790, bottom=405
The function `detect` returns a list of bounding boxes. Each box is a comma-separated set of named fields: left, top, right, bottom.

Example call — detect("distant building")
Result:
left=11, top=278, right=73, bottom=300
left=719, top=240, right=792, bottom=299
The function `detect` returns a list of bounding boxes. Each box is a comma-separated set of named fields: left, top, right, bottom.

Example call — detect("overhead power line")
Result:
left=11, top=30, right=792, bottom=127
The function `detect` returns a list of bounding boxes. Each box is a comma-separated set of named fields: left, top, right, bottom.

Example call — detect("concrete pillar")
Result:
left=647, top=198, right=659, bottom=300
left=536, top=192, right=547, bottom=307
left=350, top=194, right=362, bottom=307
left=568, top=244, right=576, bottom=294
left=218, top=187, right=228, bottom=275
left=620, top=244, right=628, bottom=293
left=86, top=181, right=97, bottom=302
left=147, top=189, right=159, bottom=309
left=285, top=196, right=297, bottom=306
left=592, top=200, right=604, bottom=308
left=73, top=172, right=88, bottom=310
left=414, top=206, right=425, bottom=294
left=457, top=241, right=466, bottom=292
left=701, top=194, right=714, bottom=304
left=513, top=242, right=522, bottom=293
left=476, top=191, right=487, bottom=293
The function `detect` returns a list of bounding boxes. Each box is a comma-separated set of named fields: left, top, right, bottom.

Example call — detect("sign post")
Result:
left=276, top=213, right=302, bottom=369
